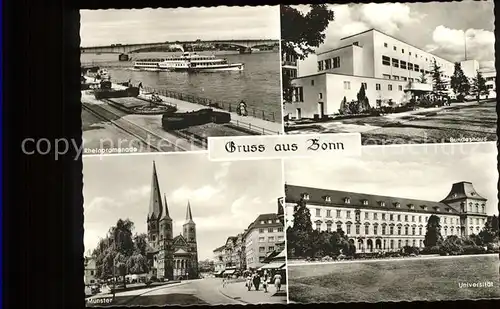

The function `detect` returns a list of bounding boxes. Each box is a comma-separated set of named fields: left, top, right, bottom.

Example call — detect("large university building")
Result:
left=283, top=28, right=495, bottom=119
left=285, top=182, right=489, bottom=252
left=146, top=161, right=199, bottom=280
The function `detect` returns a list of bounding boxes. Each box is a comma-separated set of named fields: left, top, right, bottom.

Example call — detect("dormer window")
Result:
left=408, top=204, right=415, bottom=210
left=344, top=197, right=351, bottom=204
left=303, top=193, right=310, bottom=200
left=471, top=192, right=476, bottom=196
left=395, top=202, right=401, bottom=208
left=452, top=193, right=457, bottom=198
left=325, top=196, right=331, bottom=202
left=434, top=207, right=440, bottom=212
left=422, top=205, right=428, bottom=211
left=447, top=208, right=452, bottom=213
left=260, top=221, right=265, bottom=224
left=362, top=200, right=368, bottom=206
left=379, top=201, right=386, bottom=207
left=268, top=220, right=272, bottom=224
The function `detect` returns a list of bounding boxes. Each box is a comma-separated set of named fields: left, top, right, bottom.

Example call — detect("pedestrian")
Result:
left=245, top=273, right=252, bottom=291
left=253, top=272, right=261, bottom=291
left=262, top=273, right=268, bottom=293
left=222, top=275, right=228, bottom=288
left=273, top=272, right=282, bottom=292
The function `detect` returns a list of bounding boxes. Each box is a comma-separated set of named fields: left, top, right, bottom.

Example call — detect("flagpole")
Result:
left=464, top=31, right=467, bottom=61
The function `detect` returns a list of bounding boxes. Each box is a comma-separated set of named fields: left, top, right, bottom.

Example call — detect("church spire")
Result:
left=185, top=200, right=194, bottom=223
left=161, top=193, right=171, bottom=220
left=148, top=161, right=163, bottom=220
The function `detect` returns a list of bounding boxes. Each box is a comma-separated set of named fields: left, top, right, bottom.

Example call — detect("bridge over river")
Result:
left=81, top=39, right=278, bottom=54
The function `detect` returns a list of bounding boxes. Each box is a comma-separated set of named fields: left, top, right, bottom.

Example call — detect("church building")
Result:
left=146, top=161, right=199, bottom=280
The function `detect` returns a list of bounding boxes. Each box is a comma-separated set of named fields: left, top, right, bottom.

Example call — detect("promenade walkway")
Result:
left=139, top=89, right=282, bottom=135
left=82, top=77, right=282, bottom=135
left=218, top=281, right=287, bottom=304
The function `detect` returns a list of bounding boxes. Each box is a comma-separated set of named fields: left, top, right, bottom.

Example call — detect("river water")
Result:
left=81, top=51, right=282, bottom=119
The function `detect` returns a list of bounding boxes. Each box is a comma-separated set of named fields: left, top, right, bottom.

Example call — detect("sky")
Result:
left=83, top=153, right=283, bottom=260
left=285, top=142, right=498, bottom=216
left=295, top=2, right=495, bottom=74
left=80, top=6, right=280, bottom=47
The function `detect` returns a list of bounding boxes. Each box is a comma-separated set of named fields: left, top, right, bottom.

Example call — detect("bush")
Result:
left=402, top=246, right=420, bottom=256
left=462, top=245, right=486, bottom=255
left=421, top=246, right=440, bottom=255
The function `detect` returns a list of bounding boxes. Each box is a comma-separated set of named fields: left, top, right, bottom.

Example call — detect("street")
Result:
left=86, top=277, right=287, bottom=306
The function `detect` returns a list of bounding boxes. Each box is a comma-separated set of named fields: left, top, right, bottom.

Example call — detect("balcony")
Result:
left=282, top=60, right=297, bottom=67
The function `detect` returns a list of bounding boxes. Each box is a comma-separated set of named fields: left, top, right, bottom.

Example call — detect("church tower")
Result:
left=183, top=201, right=198, bottom=279
left=147, top=161, right=162, bottom=252
left=158, top=194, right=174, bottom=280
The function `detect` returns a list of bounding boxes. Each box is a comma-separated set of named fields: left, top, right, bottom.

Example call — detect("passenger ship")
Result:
left=133, top=52, right=244, bottom=72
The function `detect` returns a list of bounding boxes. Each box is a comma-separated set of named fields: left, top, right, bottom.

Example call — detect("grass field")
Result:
left=286, top=101, right=497, bottom=144
left=288, top=254, right=500, bottom=303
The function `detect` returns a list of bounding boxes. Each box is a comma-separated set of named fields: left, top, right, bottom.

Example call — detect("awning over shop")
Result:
left=223, top=269, right=236, bottom=275
left=214, top=270, right=224, bottom=275
left=259, top=262, right=285, bottom=270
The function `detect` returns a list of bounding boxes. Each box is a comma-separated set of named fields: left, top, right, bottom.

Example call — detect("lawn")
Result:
left=286, top=101, right=497, bottom=144
left=288, top=254, right=500, bottom=303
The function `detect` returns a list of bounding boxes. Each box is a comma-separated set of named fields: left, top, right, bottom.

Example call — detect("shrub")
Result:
left=462, top=245, right=486, bottom=255
left=421, top=246, right=440, bottom=255
left=402, top=246, right=420, bottom=256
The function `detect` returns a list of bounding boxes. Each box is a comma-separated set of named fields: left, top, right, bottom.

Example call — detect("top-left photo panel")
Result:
left=80, top=6, right=282, bottom=155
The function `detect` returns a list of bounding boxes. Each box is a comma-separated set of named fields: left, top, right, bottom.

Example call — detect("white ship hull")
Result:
left=188, top=63, right=244, bottom=72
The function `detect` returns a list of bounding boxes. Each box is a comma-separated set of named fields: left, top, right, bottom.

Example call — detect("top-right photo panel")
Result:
left=281, top=2, right=496, bottom=145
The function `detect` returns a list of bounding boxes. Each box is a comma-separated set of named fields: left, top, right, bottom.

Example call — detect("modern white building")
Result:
left=285, top=181, right=489, bottom=252
left=479, top=68, right=497, bottom=98
left=284, top=28, right=494, bottom=119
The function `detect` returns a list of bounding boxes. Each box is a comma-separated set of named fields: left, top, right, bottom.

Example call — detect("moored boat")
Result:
left=134, top=52, right=244, bottom=72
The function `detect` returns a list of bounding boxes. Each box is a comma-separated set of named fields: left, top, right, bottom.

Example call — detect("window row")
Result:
left=382, top=55, right=452, bottom=79
left=343, top=81, right=403, bottom=92
left=313, top=208, right=437, bottom=223
left=258, top=246, right=275, bottom=253
left=382, top=42, right=453, bottom=69
left=258, top=227, right=284, bottom=233
left=258, top=235, right=284, bottom=242
left=318, top=56, right=341, bottom=71
left=316, top=222, right=467, bottom=237
left=259, top=219, right=282, bottom=224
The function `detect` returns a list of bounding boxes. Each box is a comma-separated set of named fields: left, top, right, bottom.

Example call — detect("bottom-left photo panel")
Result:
left=83, top=152, right=287, bottom=306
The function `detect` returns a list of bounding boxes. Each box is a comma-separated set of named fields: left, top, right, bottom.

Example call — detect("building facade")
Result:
left=480, top=69, right=497, bottom=97
left=244, top=213, right=285, bottom=270
left=213, top=245, right=225, bottom=272
left=284, top=28, right=494, bottom=119
left=285, top=182, right=489, bottom=252
left=146, top=161, right=199, bottom=280
left=84, top=257, right=96, bottom=285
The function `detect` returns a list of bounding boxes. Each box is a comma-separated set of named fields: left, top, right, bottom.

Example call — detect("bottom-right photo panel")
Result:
left=284, top=142, right=500, bottom=303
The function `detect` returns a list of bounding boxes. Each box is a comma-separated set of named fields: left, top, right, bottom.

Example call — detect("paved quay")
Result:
left=218, top=281, right=287, bottom=304
left=83, top=77, right=283, bottom=135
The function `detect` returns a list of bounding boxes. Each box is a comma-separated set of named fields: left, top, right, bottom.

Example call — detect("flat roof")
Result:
left=338, top=28, right=455, bottom=64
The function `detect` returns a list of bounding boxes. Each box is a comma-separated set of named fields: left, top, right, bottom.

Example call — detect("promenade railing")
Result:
left=141, top=86, right=278, bottom=123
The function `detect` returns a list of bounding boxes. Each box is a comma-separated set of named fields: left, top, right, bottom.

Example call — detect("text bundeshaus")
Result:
left=208, top=133, right=361, bottom=161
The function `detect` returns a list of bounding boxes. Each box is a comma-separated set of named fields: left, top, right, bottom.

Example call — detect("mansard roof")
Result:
left=285, top=184, right=460, bottom=215
left=441, top=181, right=487, bottom=203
